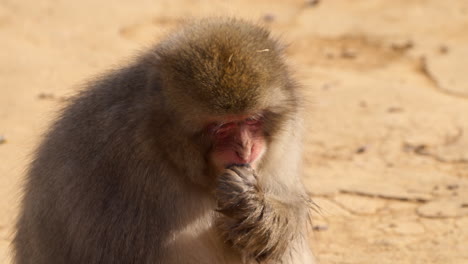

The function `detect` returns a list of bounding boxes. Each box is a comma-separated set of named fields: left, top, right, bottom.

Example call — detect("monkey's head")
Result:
left=154, top=18, right=298, bottom=174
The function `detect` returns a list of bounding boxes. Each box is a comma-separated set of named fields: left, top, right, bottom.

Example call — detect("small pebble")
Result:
left=37, top=93, right=55, bottom=100
left=312, top=224, right=328, bottom=231
left=387, top=107, right=403, bottom=113
left=438, top=45, right=449, bottom=54
left=356, top=146, right=367, bottom=154
left=391, top=40, right=414, bottom=52
left=262, top=14, right=275, bottom=23
left=341, top=47, right=357, bottom=59
left=306, top=0, right=320, bottom=7
left=446, top=184, right=459, bottom=190
left=0, top=135, right=5, bottom=144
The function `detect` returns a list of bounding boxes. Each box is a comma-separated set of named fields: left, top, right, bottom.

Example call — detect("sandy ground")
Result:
left=1, top=0, right=468, bottom=263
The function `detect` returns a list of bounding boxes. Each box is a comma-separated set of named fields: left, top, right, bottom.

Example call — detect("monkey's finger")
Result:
left=219, top=170, right=245, bottom=184
left=227, top=163, right=253, bottom=172
left=225, top=169, right=245, bottom=182
left=227, top=165, right=257, bottom=186
left=217, top=177, right=247, bottom=194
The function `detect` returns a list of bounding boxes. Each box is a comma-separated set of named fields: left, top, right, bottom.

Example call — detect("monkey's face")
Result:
left=206, top=113, right=266, bottom=173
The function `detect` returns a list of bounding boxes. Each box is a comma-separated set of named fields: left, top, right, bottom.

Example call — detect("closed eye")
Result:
left=245, top=119, right=260, bottom=125
left=245, top=114, right=263, bottom=126
left=213, top=122, right=236, bottom=137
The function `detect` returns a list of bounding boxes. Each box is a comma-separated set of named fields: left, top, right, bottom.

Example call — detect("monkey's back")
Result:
left=13, top=61, right=247, bottom=264
left=14, top=65, right=172, bottom=263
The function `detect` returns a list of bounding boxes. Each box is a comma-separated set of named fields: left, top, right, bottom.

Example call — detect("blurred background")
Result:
left=1, top=0, right=468, bottom=263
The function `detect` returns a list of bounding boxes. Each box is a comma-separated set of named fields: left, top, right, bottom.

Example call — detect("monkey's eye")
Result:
left=212, top=122, right=236, bottom=138
left=245, top=115, right=263, bottom=127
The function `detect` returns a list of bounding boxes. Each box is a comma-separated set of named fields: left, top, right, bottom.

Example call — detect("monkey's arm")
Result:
left=215, top=166, right=312, bottom=263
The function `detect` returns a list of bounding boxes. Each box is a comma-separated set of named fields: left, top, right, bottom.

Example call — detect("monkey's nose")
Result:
left=235, top=146, right=252, bottom=163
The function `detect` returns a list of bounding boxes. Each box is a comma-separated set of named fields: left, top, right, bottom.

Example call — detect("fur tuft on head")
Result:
left=153, top=18, right=289, bottom=118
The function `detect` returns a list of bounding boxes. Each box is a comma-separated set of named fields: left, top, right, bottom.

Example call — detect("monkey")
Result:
left=13, top=17, right=315, bottom=264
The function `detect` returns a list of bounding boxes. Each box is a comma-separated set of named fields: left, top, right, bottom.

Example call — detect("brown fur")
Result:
left=13, top=17, right=314, bottom=264
left=216, top=165, right=312, bottom=263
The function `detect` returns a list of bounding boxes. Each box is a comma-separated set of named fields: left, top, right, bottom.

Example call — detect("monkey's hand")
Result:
left=215, top=165, right=260, bottom=219
left=215, top=165, right=303, bottom=263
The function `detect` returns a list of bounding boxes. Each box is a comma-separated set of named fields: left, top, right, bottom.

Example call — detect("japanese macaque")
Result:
left=13, top=18, right=315, bottom=264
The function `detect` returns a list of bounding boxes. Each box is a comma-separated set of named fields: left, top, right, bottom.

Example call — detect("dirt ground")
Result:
left=1, top=0, right=468, bottom=263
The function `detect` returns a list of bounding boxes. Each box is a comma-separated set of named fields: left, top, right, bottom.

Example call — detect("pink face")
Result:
left=207, top=114, right=266, bottom=171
